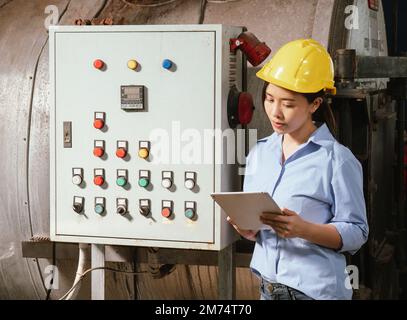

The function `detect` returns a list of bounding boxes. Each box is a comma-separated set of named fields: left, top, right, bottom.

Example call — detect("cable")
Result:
left=59, top=266, right=149, bottom=300
left=199, top=0, right=207, bottom=24
left=64, top=243, right=88, bottom=300
left=120, top=0, right=178, bottom=7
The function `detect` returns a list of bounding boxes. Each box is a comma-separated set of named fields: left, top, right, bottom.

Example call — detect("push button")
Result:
left=161, top=207, right=172, bottom=218
left=116, top=141, right=128, bottom=158
left=94, top=175, right=104, bottom=186
left=161, top=200, right=173, bottom=218
left=93, top=147, right=104, bottom=157
left=72, top=168, right=83, bottom=186
left=161, top=171, right=173, bottom=189
left=94, top=168, right=105, bottom=186
left=184, top=172, right=196, bottom=190
left=94, top=197, right=105, bottom=215
left=127, top=59, right=138, bottom=70
left=184, top=201, right=196, bottom=220
left=138, top=141, right=150, bottom=159
left=93, top=112, right=105, bottom=129
left=116, top=169, right=128, bottom=187
left=93, top=140, right=105, bottom=158
left=162, top=59, right=173, bottom=70
left=94, top=203, right=105, bottom=215
left=138, top=170, right=150, bottom=188
left=93, top=59, right=105, bottom=70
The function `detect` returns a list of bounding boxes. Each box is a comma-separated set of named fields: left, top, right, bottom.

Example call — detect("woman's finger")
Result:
left=261, top=213, right=289, bottom=223
left=261, top=216, right=289, bottom=226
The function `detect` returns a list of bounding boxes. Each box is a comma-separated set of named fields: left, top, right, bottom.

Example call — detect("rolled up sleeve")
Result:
left=329, top=158, right=369, bottom=255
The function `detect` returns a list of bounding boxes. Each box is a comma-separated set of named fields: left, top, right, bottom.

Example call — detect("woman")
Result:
left=227, top=39, right=369, bottom=300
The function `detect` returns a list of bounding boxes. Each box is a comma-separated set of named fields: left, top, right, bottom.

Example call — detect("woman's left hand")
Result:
left=260, top=208, right=308, bottom=239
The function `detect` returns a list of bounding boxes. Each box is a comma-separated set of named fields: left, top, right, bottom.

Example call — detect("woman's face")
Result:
left=264, top=83, right=319, bottom=134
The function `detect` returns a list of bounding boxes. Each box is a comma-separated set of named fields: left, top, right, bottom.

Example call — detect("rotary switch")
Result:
left=72, top=196, right=84, bottom=214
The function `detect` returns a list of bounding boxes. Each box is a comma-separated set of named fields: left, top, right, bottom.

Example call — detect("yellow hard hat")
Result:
left=256, top=39, right=336, bottom=95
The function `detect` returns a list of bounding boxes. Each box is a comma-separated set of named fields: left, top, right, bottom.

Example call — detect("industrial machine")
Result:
left=1, top=0, right=405, bottom=300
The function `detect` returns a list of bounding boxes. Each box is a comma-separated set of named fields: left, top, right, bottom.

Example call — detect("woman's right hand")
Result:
left=226, top=216, right=258, bottom=242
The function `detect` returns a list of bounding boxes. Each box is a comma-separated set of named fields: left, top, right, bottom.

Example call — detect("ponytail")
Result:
left=302, top=90, right=337, bottom=136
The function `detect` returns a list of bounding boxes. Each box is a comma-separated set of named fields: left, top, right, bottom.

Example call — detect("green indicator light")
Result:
left=185, top=209, right=195, bottom=219
left=116, top=176, right=127, bottom=187
left=138, top=177, right=149, bottom=188
left=95, top=204, right=105, bottom=215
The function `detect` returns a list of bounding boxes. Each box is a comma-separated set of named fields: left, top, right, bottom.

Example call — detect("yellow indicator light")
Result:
left=138, top=147, right=149, bottom=159
left=127, top=60, right=138, bottom=70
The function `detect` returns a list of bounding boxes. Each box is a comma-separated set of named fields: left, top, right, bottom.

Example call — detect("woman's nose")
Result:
left=270, top=104, right=283, bottom=119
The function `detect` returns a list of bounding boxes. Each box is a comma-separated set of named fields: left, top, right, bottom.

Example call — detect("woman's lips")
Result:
left=272, top=121, right=285, bottom=128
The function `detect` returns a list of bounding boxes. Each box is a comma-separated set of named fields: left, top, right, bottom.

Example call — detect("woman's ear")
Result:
left=311, top=97, right=323, bottom=113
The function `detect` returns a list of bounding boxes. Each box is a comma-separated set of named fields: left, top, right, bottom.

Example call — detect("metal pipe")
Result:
left=335, top=49, right=356, bottom=82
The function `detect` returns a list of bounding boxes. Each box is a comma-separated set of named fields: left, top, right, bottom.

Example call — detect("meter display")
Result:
left=121, top=85, right=145, bottom=110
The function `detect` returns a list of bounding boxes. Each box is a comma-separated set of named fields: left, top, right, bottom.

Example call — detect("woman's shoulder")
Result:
left=247, top=132, right=276, bottom=152
left=330, top=140, right=361, bottom=170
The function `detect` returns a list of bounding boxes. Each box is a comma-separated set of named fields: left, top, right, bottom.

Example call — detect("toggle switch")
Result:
left=161, top=171, right=173, bottom=189
left=161, top=200, right=173, bottom=218
left=116, top=169, right=128, bottom=187
left=93, top=140, right=105, bottom=157
left=72, top=168, right=83, bottom=185
left=93, top=168, right=105, bottom=186
left=94, top=197, right=105, bottom=215
left=184, top=171, right=196, bottom=190
left=184, top=201, right=196, bottom=220
left=72, top=196, right=84, bottom=214
left=127, top=59, right=138, bottom=70
left=93, top=59, right=105, bottom=70
left=116, top=198, right=128, bottom=215
left=138, top=141, right=150, bottom=159
left=93, top=112, right=105, bottom=129
left=138, top=170, right=150, bottom=188
left=139, top=199, right=150, bottom=217
left=116, top=140, right=128, bottom=158
left=63, top=121, right=72, bottom=148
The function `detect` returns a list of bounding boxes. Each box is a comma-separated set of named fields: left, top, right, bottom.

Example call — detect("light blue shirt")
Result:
left=243, top=122, right=369, bottom=300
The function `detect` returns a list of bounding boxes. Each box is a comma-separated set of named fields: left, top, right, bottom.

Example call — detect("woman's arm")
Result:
left=299, top=220, right=342, bottom=250
left=260, top=208, right=342, bottom=250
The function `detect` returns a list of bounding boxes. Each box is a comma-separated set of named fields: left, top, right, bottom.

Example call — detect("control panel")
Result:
left=50, top=25, right=243, bottom=250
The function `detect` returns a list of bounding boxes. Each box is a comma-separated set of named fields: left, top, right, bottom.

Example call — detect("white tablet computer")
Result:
left=210, top=191, right=281, bottom=230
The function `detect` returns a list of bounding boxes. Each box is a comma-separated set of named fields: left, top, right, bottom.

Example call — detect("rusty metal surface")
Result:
left=0, top=0, right=111, bottom=300
left=0, top=0, right=70, bottom=300
left=2, top=0, right=399, bottom=300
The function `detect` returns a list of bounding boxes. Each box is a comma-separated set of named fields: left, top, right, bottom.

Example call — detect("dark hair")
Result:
left=262, top=82, right=336, bottom=136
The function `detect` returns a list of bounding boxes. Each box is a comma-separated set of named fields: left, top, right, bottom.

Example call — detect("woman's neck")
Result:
left=283, top=121, right=317, bottom=147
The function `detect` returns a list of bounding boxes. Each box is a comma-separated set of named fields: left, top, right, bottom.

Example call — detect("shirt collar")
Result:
left=307, top=122, right=336, bottom=147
